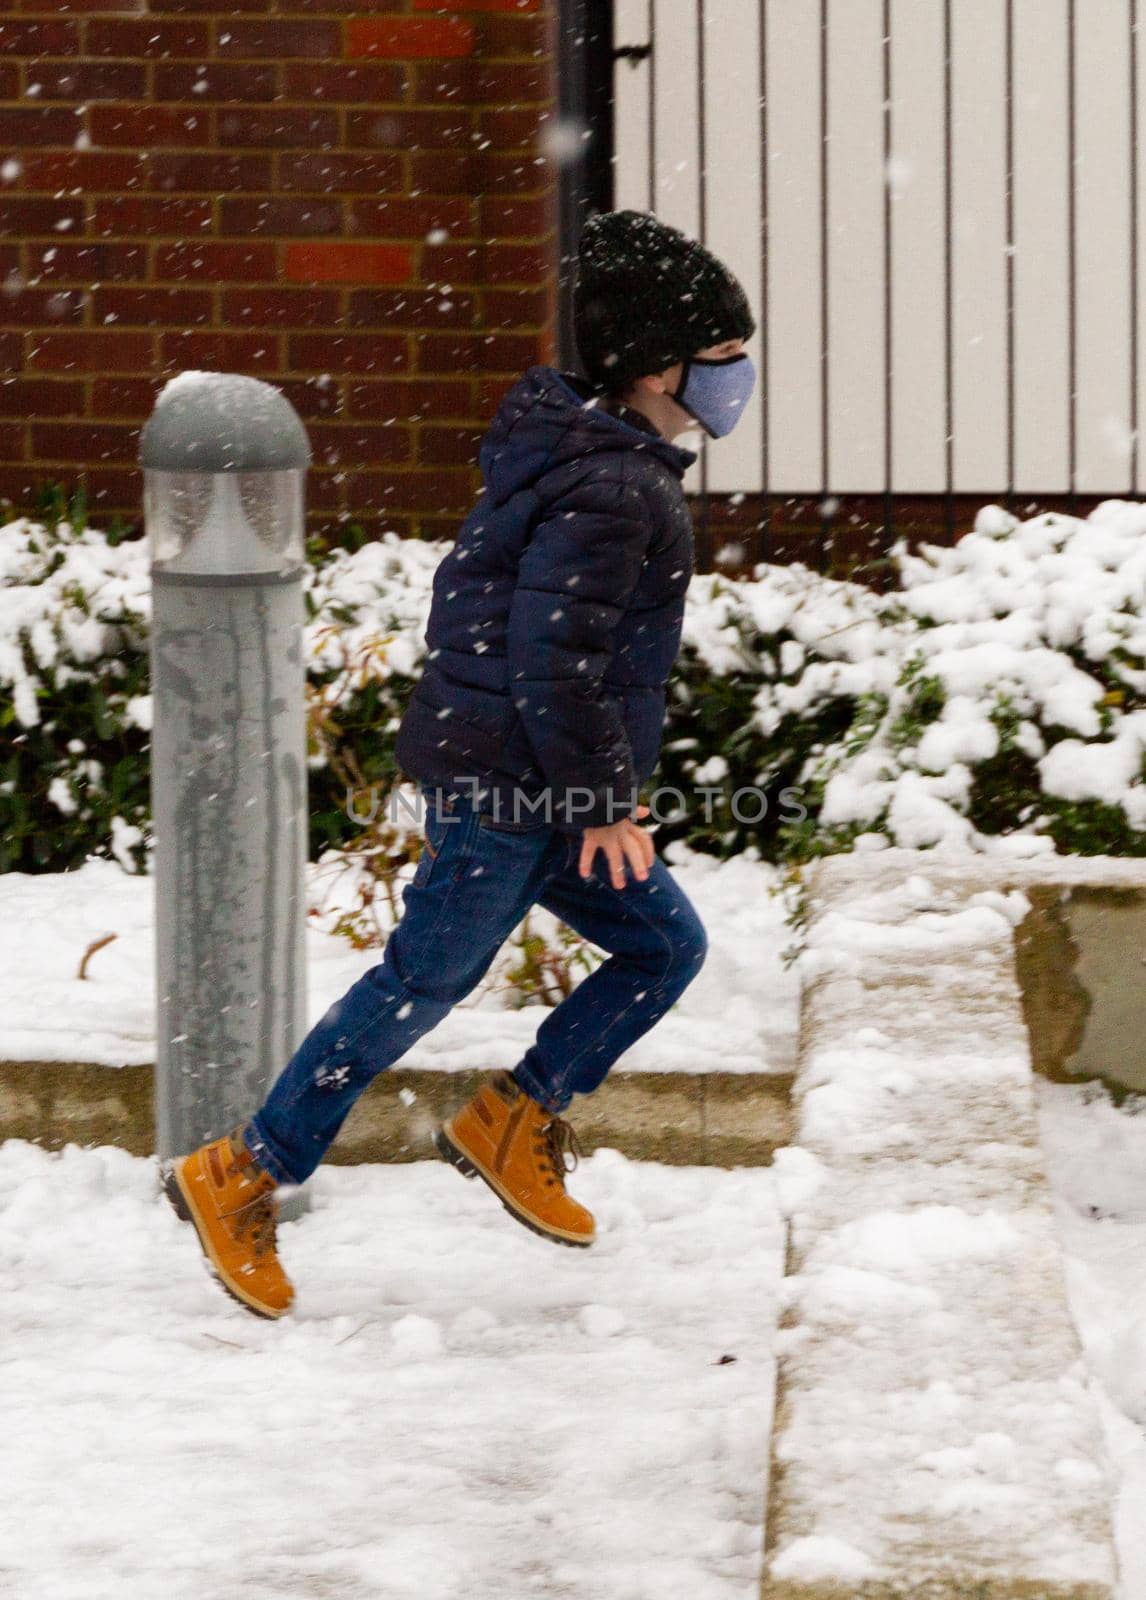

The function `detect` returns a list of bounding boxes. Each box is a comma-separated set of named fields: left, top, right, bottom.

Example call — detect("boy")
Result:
left=165, top=210, right=757, bottom=1318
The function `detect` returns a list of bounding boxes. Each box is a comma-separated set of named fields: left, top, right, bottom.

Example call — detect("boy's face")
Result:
left=621, top=334, right=749, bottom=441
left=625, top=338, right=746, bottom=441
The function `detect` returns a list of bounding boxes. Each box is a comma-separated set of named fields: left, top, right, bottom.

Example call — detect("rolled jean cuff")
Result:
left=511, top=1059, right=571, bottom=1116
left=243, top=1117, right=300, bottom=1187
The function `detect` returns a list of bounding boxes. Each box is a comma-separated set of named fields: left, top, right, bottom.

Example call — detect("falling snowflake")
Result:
left=884, top=156, right=914, bottom=199
left=539, top=118, right=587, bottom=166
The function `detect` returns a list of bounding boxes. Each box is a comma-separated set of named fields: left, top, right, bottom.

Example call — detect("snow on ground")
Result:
left=1039, top=1079, right=1146, bottom=1597
left=17, top=832, right=1146, bottom=1592
left=0, top=848, right=797, bottom=1076
left=0, top=1142, right=782, bottom=1600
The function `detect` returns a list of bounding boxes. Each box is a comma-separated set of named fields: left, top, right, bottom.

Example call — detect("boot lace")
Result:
left=535, top=1116, right=582, bottom=1189
left=223, top=1171, right=279, bottom=1263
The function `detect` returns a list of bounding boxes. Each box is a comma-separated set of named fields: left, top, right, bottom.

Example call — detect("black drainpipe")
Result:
left=555, top=0, right=619, bottom=374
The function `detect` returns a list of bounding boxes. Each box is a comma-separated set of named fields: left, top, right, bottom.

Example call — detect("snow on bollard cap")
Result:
left=141, top=372, right=312, bottom=580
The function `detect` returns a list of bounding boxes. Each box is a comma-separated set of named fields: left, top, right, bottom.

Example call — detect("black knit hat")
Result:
left=573, top=210, right=755, bottom=392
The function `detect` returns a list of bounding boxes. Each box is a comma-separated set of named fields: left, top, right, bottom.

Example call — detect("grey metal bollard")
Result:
left=141, top=373, right=311, bottom=1206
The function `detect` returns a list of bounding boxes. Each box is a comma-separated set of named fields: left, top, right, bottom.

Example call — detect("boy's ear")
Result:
left=632, top=367, right=674, bottom=398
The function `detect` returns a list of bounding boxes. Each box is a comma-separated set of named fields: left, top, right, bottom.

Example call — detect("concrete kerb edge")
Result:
left=0, top=1061, right=794, bottom=1169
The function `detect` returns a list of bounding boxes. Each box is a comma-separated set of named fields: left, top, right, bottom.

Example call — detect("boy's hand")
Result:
left=578, top=805, right=654, bottom=888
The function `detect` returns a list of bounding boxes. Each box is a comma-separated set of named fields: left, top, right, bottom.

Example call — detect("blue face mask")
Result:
left=673, top=352, right=757, bottom=439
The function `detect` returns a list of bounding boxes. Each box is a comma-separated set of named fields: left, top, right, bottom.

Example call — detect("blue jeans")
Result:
left=245, top=789, right=708, bottom=1185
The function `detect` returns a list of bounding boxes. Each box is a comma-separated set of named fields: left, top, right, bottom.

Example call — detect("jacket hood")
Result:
left=478, top=366, right=697, bottom=505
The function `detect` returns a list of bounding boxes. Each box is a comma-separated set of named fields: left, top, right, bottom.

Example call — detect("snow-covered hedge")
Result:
left=0, top=518, right=437, bottom=873
left=6, top=500, right=1146, bottom=873
left=1, top=518, right=152, bottom=873
left=803, top=500, right=1146, bottom=858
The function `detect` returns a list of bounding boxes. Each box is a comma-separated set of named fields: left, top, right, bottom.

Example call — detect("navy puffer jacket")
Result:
left=395, top=365, right=697, bottom=830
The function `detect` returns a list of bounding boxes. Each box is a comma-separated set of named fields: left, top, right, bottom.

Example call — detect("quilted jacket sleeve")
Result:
left=506, top=467, right=653, bottom=831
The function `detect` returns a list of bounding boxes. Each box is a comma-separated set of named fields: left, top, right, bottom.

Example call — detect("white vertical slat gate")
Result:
left=612, top=0, right=1143, bottom=507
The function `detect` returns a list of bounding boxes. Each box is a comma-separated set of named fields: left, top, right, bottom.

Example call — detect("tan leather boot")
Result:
left=164, top=1130, right=295, bottom=1319
left=435, top=1072, right=595, bottom=1248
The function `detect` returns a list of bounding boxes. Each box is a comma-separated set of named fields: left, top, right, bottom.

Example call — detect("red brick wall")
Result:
left=0, top=0, right=557, bottom=539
